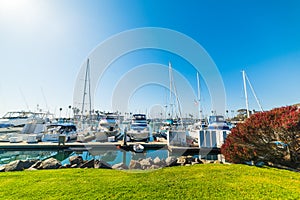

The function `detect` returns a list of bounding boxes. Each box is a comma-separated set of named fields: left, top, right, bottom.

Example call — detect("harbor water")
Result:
left=0, top=148, right=220, bottom=167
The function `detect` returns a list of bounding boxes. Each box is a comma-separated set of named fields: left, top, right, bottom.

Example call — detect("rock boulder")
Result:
left=166, top=156, right=177, bottom=167
left=112, top=163, right=128, bottom=170
left=38, top=158, right=61, bottom=169
left=129, top=160, right=142, bottom=170
left=4, top=160, right=36, bottom=172
left=140, top=158, right=153, bottom=169
left=69, top=156, right=83, bottom=166
left=94, top=160, right=112, bottom=169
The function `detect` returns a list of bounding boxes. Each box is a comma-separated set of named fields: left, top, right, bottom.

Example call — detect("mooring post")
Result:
left=58, top=135, right=66, bottom=146
left=123, top=128, right=127, bottom=146
left=122, top=150, right=126, bottom=165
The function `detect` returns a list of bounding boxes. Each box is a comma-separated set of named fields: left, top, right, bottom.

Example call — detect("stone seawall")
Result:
left=0, top=155, right=224, bottom=172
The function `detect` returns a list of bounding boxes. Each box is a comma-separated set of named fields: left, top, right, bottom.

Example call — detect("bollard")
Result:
left=123, top=129, right=127, bottom=146
left=58, top=135, right=66, bottom=146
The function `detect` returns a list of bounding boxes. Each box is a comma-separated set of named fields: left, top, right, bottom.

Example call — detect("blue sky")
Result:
left=0, top=0, right=300, bottom=118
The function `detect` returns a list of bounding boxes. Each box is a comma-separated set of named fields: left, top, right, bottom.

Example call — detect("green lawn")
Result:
left=0, top=164, right=299, bottom=200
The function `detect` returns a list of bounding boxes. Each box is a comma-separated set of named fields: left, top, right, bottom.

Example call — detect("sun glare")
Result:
left=0, top=0, right=41, bottom=20
left=0, top=0, right=43, bottom=30
left=0, top=0, right=28, bottom=14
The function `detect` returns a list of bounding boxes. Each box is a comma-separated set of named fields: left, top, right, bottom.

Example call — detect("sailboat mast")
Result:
left=168, top=62, right=173, bottom=118
left=81, top=59, right=92, bottom=122
left=196, top=72, right=201, bottom=120
left=169, top=62, right=184, bottom=128
left=88, top=60, right=92, bottom=120
left=242, top=70, right=250, bottom=118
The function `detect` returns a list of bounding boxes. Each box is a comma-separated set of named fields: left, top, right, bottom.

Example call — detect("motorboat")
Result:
left=197, top=115, right=231, bottom=148
left=9, top=135, right=23, bottom=143
left=133, top=143, right=144, bottom=153
left=0, top=112, right=54, bottom=142
left=207, top=115, right=230, bottom=130
left=0, top=132, right=24, bottom=143
left=76, top=127, right=95, bottom=143
left=0, top=111, right=54, bottom=135
left=95, top=113, right=120, bottom=141
left=41, top=123, right=77, bottom=142
left=0, top=111, right=35, bottom=127
left=22, top=113, right=55, bottom=142
left=0, top=111, right=36, bottom=134
left=126, top=114, right=150, bottom=142
left=158, top=119, right=179, bottom=139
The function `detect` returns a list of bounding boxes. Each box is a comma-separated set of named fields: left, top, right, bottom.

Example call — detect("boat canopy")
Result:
left=132, top=114, right=146, bottom=120
left=47, top=123, right=77, bottom=131
left=2, top=111, right=34, bottom=119
left=208, top=115, right=225, bottom=124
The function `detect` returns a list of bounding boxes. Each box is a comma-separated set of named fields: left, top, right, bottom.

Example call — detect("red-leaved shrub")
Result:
left=221, top=106, right=300, bottom=168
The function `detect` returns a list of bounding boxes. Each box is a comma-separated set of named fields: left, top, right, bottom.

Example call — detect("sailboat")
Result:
left=76, top=58, right=96, bottom=142
left=188, top=72, right=207, bottom=142
left=196, top=70, right=262, bottom=149
left=165, top=62, right=188, bottom=147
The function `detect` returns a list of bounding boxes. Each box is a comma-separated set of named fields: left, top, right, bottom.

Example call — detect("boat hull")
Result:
left=167, top=129, right=187, bottom=146
left=95, top=131, right=108, bottom=142
left=188, top=130, right=199, bottom=142
left=42, top=133, right=77, bottom=142
left=127, top=130, right=149, bottom=141
left=105, top=129, right=120, bottom=137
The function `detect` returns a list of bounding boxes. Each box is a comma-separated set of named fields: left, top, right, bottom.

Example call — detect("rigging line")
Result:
left=245, top=73, right=264, bottom=112
left=18, top=87, right=30, bottom=111
left=40, top=87, right=49, bottom=111
left=168, top=62, right=174, bottom=119
left=164, top=88, right=168, bottom=119
left=170, top=63, right=184, bottom=129
left=174, top=86, right=184, bottom=128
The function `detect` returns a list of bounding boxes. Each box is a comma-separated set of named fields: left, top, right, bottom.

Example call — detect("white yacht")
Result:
left=0, top=111, right=35, bottom=127
left=207, top=115, right=230, bottom=130
left=0, top=111, right=36, bottom=134
left=95, top=113, right=120, bottom=141
left=126, top=114, right=150, bottom=142
left=197, top=115, right=231, bottom=149
left=41, top=123, right=77, bottom=142
left=0, top=111, right=55, bottom=142
left=22, top=112, right=55, bottom=142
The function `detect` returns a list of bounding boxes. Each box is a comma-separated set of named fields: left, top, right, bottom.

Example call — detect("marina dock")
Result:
left=168, top=146, right=221, bottom=154
left=0, top=141, right=168, bottom=151
left=0, top=140, right=221, bottom=155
